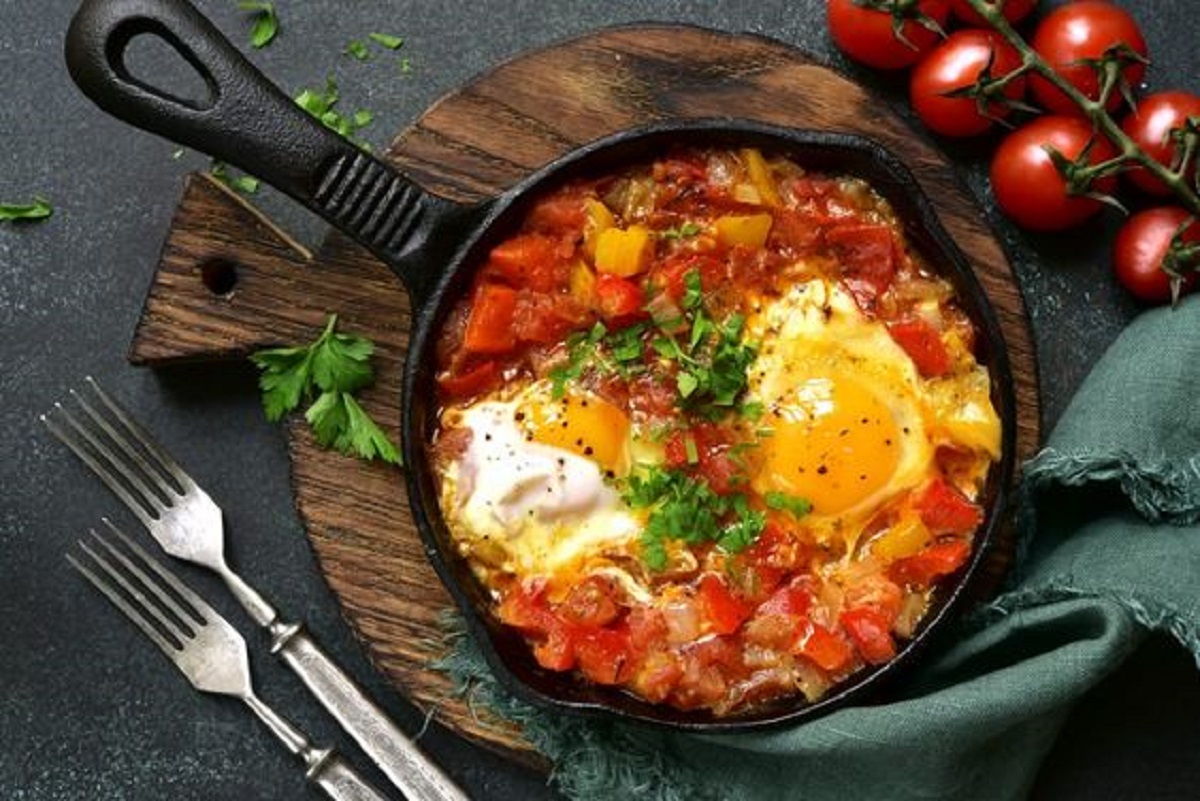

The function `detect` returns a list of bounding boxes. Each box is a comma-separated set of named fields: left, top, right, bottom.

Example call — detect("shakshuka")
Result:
left=429, top=147, right=1000, bottom=716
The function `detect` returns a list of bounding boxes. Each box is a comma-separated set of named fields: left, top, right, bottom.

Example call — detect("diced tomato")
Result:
left=525, top=191, right=587, bottom=233
left=915, top=478, right=984, bottom=535
left=786, top=176, right=838, bottom=201
left=629, top=651, right=683, bottom=703
left=560, top=575, right=621, bottom=627
left=768, top=208, right=822, bottom=252
left=888, top=540, right=972, bottom=589
left=512, top=292, right=591, bottom=345
left=483, top=234, right=568, bottom=292
left=575, top=625, right=633, bottom=685
left=756, top=576, right=814, bottom=618
left=627, top=607, right=669, bottom=651
left=595, top=274, right=644, bottom=322
left=436, top=360, right=499, bottom=399
left=795, top=623, right=855, bottom=673
left=627, top=374, right=676, bottom=418
left=533, top=622, right=578, bottom=671
left=842, top=574, right=904, bottom=626
left=462, top=283, right=518, bottom=354
left=697, top=574, right=753, bottom=635
left=662, top=425, right=745, bottom=495
left=825, top=224, right=896, bottom=309
left=497, top=581, right=555, bottom=634
left=887, top=318, right=952, bottom=377
left=840, top=607, right=897, bottom=665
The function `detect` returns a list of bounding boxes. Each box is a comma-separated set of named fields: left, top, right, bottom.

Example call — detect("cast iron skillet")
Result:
left=66, top=0, right=1016, bottom=731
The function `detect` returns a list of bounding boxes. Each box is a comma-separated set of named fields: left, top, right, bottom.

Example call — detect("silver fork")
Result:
left=43, top=378, right=469, bottom=801
left=68, top=522, right=390, bottom=801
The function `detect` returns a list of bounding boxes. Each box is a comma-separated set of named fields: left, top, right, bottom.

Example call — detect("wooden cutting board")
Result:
left=129, top=25, right=1041, bottom=762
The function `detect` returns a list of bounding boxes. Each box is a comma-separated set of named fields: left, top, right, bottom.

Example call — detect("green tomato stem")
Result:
left=962, top=0, right=1200, bottom=217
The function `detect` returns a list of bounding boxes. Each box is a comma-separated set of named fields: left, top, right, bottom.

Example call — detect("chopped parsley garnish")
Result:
left=622, top=465, right=767, bottom=571
left=295, top=78, right=374, bottom=145
left=648, top=270, right=757, bottom=420
left=250, top=314, right=399, bottom=464
left=209, top=161, right=259, bottom=194
left=764, top=492, right=813, bottom=521
left=238, top=1, right=278, bottom=49
left=548, top=321, right=649, bottom=398
left=0, top=197, right=52, bottom=222
left=345, top=39, right=371, bottom=61
left=367, top=32, right=405, bottom=49
left=661, top=221, right=702, bottom=240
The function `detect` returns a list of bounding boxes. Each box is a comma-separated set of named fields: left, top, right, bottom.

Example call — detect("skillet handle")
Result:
left=65, top=0, right=447, bottom=298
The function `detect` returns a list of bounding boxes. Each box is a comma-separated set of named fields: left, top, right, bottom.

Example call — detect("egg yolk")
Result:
left=519, top=390, right=631, bottom=476
left=755, top=373, right=900, bottom=515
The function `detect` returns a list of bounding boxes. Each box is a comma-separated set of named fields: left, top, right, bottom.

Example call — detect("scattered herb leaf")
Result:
left=764, top=491, right=813, bottom=521
left=294, top=78, right=374, bottom=144
left=209, top=161, right=260, bottom=194
left=238, top=1, right=278, bottom=49
left=345, top=39, right=371, bottom=61
left=661, top=221, right=702, bottom=240
left=368, top=32, right=404, bottom=50
left=249, top=315, right=399, bottom=464
left=622, top=465, right=765, bottom=570
left=0, top=197, right=52, bottom=222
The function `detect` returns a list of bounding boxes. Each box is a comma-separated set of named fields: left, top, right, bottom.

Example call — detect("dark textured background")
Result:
left=2, top=1, right=1198, bottom=798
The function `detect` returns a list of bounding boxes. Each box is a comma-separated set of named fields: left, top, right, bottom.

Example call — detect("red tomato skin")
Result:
left=595, top=274, right=644, bottom=322
left=888, top=540, right=972, bottom=589
left=887, top=317, right=952, bottom=377
left=436, top=360, right=499, bottom=400
left=989, top=116, right=1119, bottom=231
left=915, top=478, right=984, bottom=535
left=1029, top=1, right=1148, bottom=115
left=950, top=0, right=1035, bottom=27
left=827, top=0, right=952, bottom=71
left=697, top=574, right=753, bottom=635
left=840, top=607, right=897, bottom=665
left=462, top=283, right=518, bottom=354
left=1112, top=207, right=1199, bottom=304
left=1121, top=92, right=1200, bottom=195
left=910, top=30, right=1026, bottom=137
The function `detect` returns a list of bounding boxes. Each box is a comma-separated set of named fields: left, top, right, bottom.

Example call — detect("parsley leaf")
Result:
left=238, top=1, right=278, bottom=49
left=209, top=161, right=259, bottom=194
left=249, top=315, right=400, bottom=464
left=368, top=32, right=405, bottom=49
left=0, top=197, right=52, bottom=222
left=764, top=491, right=812, bottom=521
left=295, top=78, right=374, bottom=144
left=345, top=39, right=371, bottom=60
left=661, top=221, right=702, bottom=240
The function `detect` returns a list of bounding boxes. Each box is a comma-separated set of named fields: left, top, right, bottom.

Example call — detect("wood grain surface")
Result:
left=130, top=26, right=1041, bottom=761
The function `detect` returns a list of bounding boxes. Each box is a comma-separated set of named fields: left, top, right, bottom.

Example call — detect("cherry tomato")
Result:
left=950, top=0, right=1035, bottom=27
left=1121, top=92, right=1200, bottom=195
left=910, top=30, right=1026, bottom=138
left=827, top=0, right=951, bottom=71
left=1029, top=1, right=1148, bottom=115
left=989, top=115, right=1119, bottom=231
left=1112, top=207, right=1199, bottom=304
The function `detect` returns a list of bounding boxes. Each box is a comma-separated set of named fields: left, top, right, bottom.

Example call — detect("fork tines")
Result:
left=41, top=377, right=193, bottom=525
left=66, top=519, right=209, bottom=659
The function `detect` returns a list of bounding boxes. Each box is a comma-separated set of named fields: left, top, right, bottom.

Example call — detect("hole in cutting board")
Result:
left=199, top=258, right=238, bottom=296
left=120, top=31, right=215, bottom=110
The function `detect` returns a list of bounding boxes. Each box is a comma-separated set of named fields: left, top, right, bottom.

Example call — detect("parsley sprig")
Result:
left=548, top=321, right=647, bottom=398
left=249, top=315, right=399, bottom=464
left=622, top=465, right=767, bottom=571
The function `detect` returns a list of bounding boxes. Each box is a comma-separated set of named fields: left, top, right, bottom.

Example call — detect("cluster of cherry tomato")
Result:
left=827, top=0, right=1200, bottom=305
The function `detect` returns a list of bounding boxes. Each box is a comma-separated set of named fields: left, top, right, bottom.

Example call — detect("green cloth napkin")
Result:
left=438, top=297, right=1200, bottom=801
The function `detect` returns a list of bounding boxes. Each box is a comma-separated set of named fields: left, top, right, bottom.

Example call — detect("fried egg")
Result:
left=439, top=383, right=644, bottom=582
left=743, top=279, right=940, bottom=546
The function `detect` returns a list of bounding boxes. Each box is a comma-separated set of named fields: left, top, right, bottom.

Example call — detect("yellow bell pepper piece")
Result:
left=569, top=260, right=597, bottom=304
left=583, top=198, right=616, bottom=263
left=595, top=225, right=653, bottom=277
left=869, top=513, right=933, bottom=563
left=714, top=213, right=773, bottom=249
left=741, top=148, right=781, bottom=208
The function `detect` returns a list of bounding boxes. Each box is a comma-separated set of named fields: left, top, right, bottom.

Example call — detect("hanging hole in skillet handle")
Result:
left=64, top=0, right=454, bottom=303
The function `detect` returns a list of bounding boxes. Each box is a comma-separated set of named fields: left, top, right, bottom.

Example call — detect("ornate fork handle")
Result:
left=220, top=565, right=470, bottom=801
